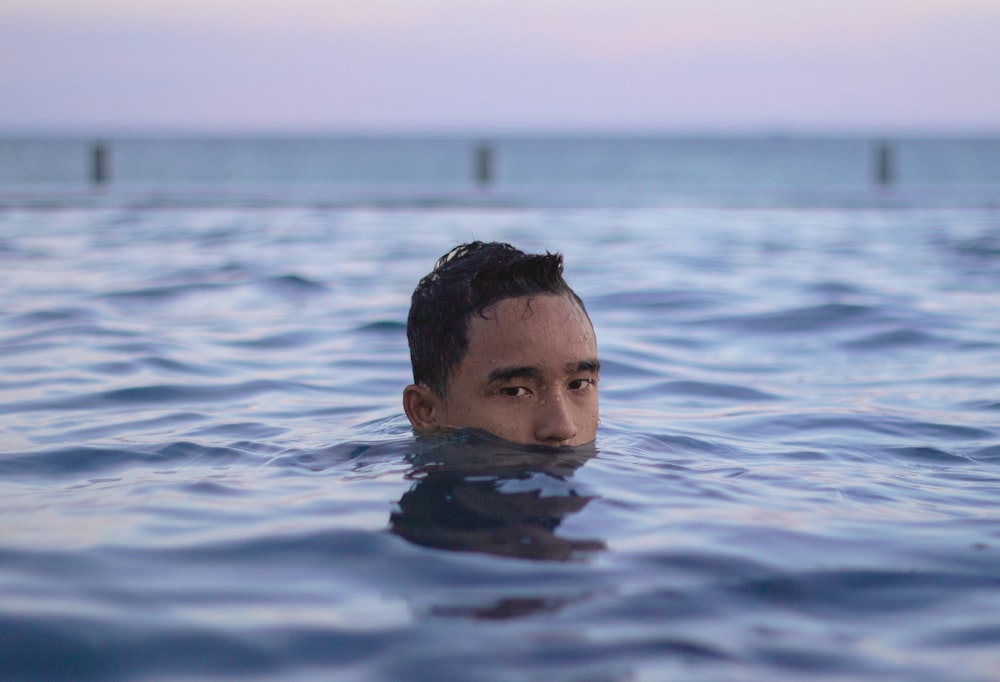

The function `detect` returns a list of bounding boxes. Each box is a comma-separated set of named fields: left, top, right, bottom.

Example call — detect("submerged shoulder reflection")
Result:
left=390, top=429, right=606, bottom=561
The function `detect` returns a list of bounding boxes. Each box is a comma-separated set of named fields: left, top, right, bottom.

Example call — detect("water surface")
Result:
left=2, top=138, right=1000, bottom=681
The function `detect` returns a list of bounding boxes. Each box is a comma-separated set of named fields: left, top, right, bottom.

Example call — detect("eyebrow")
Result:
left=487, top=359, right=600, bottom=384
left=488, top=365, right=542, bottom=383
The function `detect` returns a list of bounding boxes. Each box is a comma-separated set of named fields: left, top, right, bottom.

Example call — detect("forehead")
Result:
left=463, top=294, right=596, bottom=367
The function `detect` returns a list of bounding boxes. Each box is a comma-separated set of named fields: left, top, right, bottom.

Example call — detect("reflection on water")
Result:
left=390, top=430, right=606, bottom=562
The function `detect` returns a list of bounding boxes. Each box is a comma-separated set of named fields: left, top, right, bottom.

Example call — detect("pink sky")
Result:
left=2, top=0, right=999, bottom=133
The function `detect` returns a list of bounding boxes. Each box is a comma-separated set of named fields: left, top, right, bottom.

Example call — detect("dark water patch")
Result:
left=99, top=339, right=185, bottom=356
left=0, top=546, right=105, bottom=582
left=125, top=379, right=323, bottom=404
left=962, top=400, right=1000, bottom=412
left=598, top=355, right=675, bottom=381
left=0, top=446, right=161, bottom=478
left=805, top=281, right=872, bottom=298
left=0, top=372, right=91, bottom=388
left=139, top=355, right=227, bottom=376
left=178, top=479, right=252, bottom=497
left=429, top=593, right=591, bottom=620
left=780, top=450, right=831, bottom=461
left=969, top=444, right=1000, bottom=461
left=356, top=320, right=407, bottom=333
left=0, top=614, right=410, bottom=682
left=590, top=289, right=733, bottom=311
left=730, top=569, right=1000, bottom=616
left=372, top=635, right=707, bottom=682
left=144, top=260, right=254, bottom=285
left=704, top=302, right=885, bottom=334
left=4, top=306, right=97, bottom=328
left=951, top=233, right=1000, bottom=259
left=275, top=444, right=376, bottom=471
left=841, top=328, right=949, bottom=350
left=0, top=340, right=67, bottom=359
left=223, top=330, right=323, bottom=349
left=925, top=623, right=1000, bottom=647
left=295, top=403, right=389, bottom=419
left=81, top=355, right=220, bottom=378
left=628, top=550, right=772, bottom=584
left=0, top=440, right=247, bottom=478
left=0, top=379, right=326, bottom=414
left=258, top=273, right=328, bottom=293
left=4, top=323, right=143, bottom=347
left=31, top=411, right=208, bottom=445
left=883, top=446, right=972, bottom=464
left=928, top=471, right=1000, bottom=488
left=927, top=373, right=1000, bottom=388
left=83, top=360, right=142, bottom=377
left=836, top=484, right=898, bottom=505
left=98, top=281, right=237, bottom=303
left=375, top=626, right=732, bottom=682
left=656, top=379, right=780, bottom=402
left=738, top=412, right=993, bottom=441
left=559, top=634, right=733, bottom=665
left=155, top=440, right=268, bottom=464
left=0, top=236, right=17, bottom=253
left=195, top=225, right=247, bottom=247
left=750, top=644, right=877, bottom=676
left=891, top=419, right=994, bottom=441
left=113, top=528, right=435, bottom=582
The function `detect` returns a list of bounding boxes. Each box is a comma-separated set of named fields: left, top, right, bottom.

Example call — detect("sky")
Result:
left=2, top=0, right=1000, bottom=134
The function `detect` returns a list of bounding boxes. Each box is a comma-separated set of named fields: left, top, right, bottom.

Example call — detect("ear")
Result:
left=402, top=384, right=443, bottom=434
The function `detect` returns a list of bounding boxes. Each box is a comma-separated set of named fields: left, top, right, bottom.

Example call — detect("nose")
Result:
left=533, top=394, right=578, bottom=446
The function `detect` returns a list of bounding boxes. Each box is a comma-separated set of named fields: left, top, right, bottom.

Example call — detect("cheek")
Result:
left=577, top=396, right=600, bottom=433
left=442, top=393, right=509, bottom=429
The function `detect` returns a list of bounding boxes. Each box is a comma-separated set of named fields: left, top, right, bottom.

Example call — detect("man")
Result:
left=403, top=241, right=600, bottom=447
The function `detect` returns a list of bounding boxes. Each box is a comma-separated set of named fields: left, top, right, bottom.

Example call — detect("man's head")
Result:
left=403, top=241, right=600, bottom=447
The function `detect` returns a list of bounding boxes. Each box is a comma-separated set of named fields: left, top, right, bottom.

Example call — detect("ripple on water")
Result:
left=258, top=273, right=329, bottom=294
left=704, top=302, right=888, bottom=334
left=729, top=411, right=995, bottom=443
left=840, top=327, right=952, bottom=350
left=654, top=379, right=781, bottom=402
left=98, top=281, right=238, bottom=303
left=0, top=440, right=249, bottom=479
left=0, top=380, right=331, bottom=415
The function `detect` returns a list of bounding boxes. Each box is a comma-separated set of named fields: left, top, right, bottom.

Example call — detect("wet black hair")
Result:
left=407, top=241, right=587, bottom=397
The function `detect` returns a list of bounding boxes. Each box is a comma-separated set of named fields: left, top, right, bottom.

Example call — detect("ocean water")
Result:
left=1, top=137, right=1000, bottom=681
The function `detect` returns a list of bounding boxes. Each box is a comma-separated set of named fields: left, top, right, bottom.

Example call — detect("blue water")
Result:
left=2, top=138, right=1000, bottom=681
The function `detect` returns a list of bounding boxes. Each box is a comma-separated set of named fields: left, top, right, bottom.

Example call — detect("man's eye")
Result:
left=569, top=378, right=596, bottom=390
left=499, top=386, right=530, bottom=397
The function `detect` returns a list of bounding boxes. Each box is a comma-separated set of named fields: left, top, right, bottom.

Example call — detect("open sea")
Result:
left=1, top=136, right=999, bottom=681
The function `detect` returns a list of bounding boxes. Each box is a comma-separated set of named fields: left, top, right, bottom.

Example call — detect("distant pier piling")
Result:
left=91, top=141, right=109, bottom=186
left=874, top=140, right=894, bottom=187
left=474, top=142, right=493, bottom=187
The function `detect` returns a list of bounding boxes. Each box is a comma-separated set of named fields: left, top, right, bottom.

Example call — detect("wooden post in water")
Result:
left=874, top=140, right=894, bottom=187
left=474, top=142, right=493, bottom=187
left=91, top=141, right=109, bottom=186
